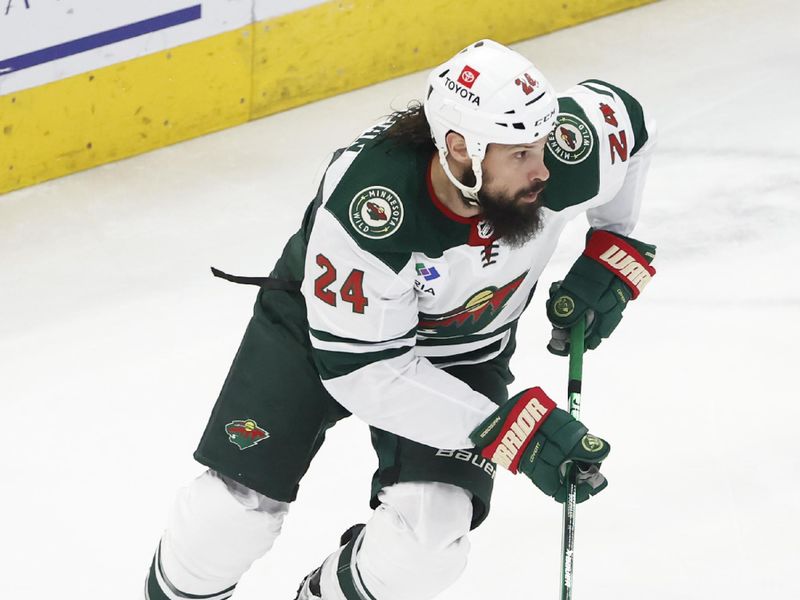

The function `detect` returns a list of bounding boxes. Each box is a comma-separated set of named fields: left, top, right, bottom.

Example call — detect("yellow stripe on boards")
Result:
left=1, top=26, right=253, bottom=195
left=252, top=0, right=656, bottom=118
left=1, top=0, right=656, bottom=195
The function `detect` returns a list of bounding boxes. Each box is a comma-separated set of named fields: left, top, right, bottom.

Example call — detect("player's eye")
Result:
left=515, top=150, right=527, bottom=159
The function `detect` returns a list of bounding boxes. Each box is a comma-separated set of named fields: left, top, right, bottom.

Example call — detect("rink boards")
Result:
left=0, top=0, right=655, bottom=195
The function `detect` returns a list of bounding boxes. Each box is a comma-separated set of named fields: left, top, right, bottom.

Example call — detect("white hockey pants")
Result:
left=147, top=470, right=473, bottom=600
left=319, top=480, right=473, bottom=600
left=146, top=470, right=289, bottom=599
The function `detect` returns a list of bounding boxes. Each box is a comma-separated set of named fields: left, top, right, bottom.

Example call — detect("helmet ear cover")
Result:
left=423, top=39, right=559, bottom=202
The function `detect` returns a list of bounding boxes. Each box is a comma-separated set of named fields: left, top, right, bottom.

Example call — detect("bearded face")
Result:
left=476, top=177, right=546, bottom=248
left=460, top=167, right=547, bottom=248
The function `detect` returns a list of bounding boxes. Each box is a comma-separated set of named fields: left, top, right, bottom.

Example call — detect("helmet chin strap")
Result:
left=436, top=148, right=483, bottom=207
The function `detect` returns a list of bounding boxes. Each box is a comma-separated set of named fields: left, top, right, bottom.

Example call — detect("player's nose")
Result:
left=529, top=159, right=549, bottom=183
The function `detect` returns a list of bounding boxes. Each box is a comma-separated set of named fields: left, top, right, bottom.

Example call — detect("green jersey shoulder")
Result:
left=543, top=79, right=650, bottom=212
left=322, top=125, right=473, bottom=272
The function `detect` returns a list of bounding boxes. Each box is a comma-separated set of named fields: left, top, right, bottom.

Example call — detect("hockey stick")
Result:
left=559, top=318, right=585, bottom=600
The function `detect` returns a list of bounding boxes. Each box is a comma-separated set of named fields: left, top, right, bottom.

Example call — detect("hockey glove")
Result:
left=546, top=229, right=656, bottom=356
left=469, top=387, right=610, bottom=503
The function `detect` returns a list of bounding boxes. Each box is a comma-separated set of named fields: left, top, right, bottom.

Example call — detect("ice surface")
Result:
left=2, top=0, right=799, bottom=598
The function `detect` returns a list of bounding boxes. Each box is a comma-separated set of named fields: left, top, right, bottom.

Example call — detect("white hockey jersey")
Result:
left=285, top=79, right=655, bottom=450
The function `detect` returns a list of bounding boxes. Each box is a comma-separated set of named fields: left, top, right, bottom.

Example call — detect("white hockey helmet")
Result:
left=424, top=39, right=558, bottom=202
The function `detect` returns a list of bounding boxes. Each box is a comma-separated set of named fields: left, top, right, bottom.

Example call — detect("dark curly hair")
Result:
left=382, top=102, right=437, bottom=153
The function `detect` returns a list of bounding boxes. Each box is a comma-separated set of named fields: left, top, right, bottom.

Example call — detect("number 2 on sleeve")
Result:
left=314, top=254, right=369, bottom=314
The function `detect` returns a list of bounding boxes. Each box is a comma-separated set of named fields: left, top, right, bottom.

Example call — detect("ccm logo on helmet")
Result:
left=441, top=73, right=481, bottom=106
left=535, top=107, right=557, bottom=128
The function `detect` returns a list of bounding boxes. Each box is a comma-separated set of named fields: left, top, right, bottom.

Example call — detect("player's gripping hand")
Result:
left=546, top=229, right=656, bottom=356
left=469, top=387, right=609, bottom=503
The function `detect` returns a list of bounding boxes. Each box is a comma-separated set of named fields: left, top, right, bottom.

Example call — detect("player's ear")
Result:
left=445, top=131, right=470, bottom=166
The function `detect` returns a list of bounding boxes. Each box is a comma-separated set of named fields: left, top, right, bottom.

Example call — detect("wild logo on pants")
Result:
left=225, top=419, right=269, bottom=450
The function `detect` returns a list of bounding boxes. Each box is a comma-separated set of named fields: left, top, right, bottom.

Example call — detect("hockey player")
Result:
left=145, top=39, right=656, bottom=600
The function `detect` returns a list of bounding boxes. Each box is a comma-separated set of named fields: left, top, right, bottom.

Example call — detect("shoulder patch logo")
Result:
left=349, top=186, right=404, bottom=239
left=547, top=113, right=594, bottom=164
left=225, top=419, right=269, bottom=450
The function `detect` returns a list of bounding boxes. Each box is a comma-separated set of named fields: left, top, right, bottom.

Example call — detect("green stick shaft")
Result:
left=560, top=319, right=585, bottom=600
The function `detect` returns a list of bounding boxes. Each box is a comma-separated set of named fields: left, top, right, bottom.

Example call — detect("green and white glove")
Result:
left=470, top=387, right=610, bottom=503
left=546, top=229, right=656, bottom=356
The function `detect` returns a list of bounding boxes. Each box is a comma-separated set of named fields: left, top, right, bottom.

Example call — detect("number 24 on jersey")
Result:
left=314, top=254, right=369, bottom=314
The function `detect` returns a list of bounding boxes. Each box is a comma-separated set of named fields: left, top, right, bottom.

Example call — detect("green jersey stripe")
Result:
left=417, top=319, right=517, bottom=346
left=313, top=346, right=412, bottom=380
left=579, top=82, right=614, bottom=98
left=427, top=339, right=504, bottom=366
left=310, top=326, right=417, bottom=345
left=311, top=336, right=415, bottom=355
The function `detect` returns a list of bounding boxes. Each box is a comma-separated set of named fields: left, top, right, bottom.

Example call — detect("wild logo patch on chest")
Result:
left=417, top=272, right=528, bottom=337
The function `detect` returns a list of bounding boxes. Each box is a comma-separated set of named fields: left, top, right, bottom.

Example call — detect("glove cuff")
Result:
left=471, top=387, right=556, bottom=473
left=584, top=230, right=656, bottom=299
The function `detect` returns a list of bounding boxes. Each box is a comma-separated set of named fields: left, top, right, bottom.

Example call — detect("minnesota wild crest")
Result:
left=417, top=272, right=528, bottom=337
left=349, top=186, right=404, bottom=239
left=225, top=419, right=269, bottom=450
left=547, top=113, right=594, bottom=164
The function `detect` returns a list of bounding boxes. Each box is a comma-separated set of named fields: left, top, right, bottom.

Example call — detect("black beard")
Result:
left=472, top=180, right=547, bottom=248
